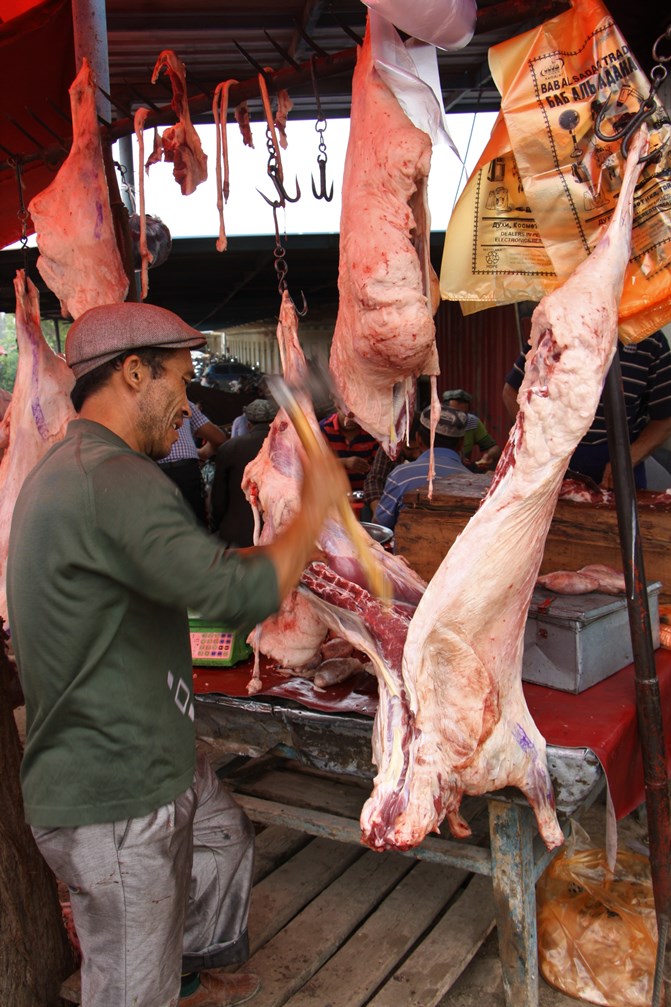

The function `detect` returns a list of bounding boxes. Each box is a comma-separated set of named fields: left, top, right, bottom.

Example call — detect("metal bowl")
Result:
left=360, top=521, right=394, bottom=546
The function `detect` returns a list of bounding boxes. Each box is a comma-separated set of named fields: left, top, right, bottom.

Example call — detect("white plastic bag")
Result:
left=368, top=11, right=459, bottom=153
left=362, top=0, right=476, bottom=51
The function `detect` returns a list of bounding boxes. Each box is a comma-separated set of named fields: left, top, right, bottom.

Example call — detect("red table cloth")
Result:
left=194, top=649, right=671, bottom=820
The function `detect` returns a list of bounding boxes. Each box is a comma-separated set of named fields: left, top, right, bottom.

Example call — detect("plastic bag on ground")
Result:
left=536, top=823, right=658, bottom=1006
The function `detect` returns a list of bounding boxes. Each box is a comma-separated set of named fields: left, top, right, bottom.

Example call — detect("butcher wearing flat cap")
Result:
left=373, top=405, right=470, bottom=532
left=6, top=301, right=349, bottom=1007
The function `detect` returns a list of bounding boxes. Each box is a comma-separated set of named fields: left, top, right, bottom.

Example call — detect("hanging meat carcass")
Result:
left=27, top=59, right=128, bottom=320
left=149, top=50, right=208, bottom=196
left=242, top=291, right=426, bottom=688
left=356, top=128, right=648, bottom=853
left=329, top=24, right=440, bottom=458
left=0, top=273, right=76, bottom=623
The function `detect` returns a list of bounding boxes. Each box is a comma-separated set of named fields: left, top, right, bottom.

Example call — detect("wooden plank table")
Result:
left=195, top=691, right=606, bottom=1007
left=394, top=474, right=671, bottom=601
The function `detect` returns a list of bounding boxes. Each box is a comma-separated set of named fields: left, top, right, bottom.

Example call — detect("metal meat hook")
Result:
left=594, top=66, right=668, bottom=162
left=311, top=154, right=333, bottom=202
left=257, top=167, right=301, bottom=209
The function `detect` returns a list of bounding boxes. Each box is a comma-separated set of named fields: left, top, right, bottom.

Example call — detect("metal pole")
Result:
left=71, top=0, right=111, bottom=122
left=603, top=354, right=671, bottom=1001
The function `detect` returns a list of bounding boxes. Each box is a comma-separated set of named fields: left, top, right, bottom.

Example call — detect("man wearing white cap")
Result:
left=373, top=405, right=470, bottom=531
left=6, top=301, right=349, bottom=1007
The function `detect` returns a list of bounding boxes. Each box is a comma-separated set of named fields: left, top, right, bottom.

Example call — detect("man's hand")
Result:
left=342, top=455, right=370, bottom=475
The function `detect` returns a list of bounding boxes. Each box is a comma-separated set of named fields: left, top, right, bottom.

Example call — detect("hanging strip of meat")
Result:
left=150, top=50, right=208, bottom=196
left=274, top=89, right=293, bottom=150
left=27, top=59, right=128, bottom=320
left=0, top=273, right=76, bottom=623
left=133, top=108, right=152, bottom=299
left=359, top=127, right=648, bottom=854
left=329, top=23, right=440, bottom=459
left=234, top=102, right=254, bottom=148
left=212, top=80, right=238, bottom=253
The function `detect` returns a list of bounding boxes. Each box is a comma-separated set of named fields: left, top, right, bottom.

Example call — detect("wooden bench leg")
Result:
left=488, top=798, right=539, bottom=1007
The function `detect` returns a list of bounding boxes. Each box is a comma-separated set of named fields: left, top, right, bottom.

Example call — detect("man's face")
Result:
left=337, top=409, right=362, bottom=435
left=137, top=348, right=194, bottom=459
left=448, top=398, right=469, bottom=413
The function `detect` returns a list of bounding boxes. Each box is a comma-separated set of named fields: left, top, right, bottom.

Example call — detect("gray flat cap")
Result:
left=243, top=398, right=278, bottom=423
left=66, top=302, right=207, bottom=378
left=420, top=405, right=468, bottom=438
left=442, top=388, right=472, bottom=404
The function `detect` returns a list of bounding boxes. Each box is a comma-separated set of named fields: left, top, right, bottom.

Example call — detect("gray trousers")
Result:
left=32, top=754, right=254, bottom=1007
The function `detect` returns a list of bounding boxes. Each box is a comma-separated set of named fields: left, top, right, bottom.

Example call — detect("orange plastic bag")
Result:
left=441, top=0, right=671, bottom=342
left=536, top=827, right=658, bottom=1006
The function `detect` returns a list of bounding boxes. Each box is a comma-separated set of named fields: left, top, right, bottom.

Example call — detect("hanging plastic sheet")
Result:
left=440, top=0, right=671, bottom=342
left=362, top=0, right=476, bottom=52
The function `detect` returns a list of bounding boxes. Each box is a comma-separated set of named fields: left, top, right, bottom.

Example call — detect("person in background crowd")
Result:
left=157, top=400, right=226, bottom=525
left=502, top=330, right=671, bottom=489
left=210, top=398, right=278, bottom=546
left=442, top=388, right=501, bottom=470
left=361, top=413, right=423, bottom=521
left=6, top=301, right=349, bottom=1007
left=374, top=405, right=469, bottom=532
left=319, top=407, right=379, bottom=493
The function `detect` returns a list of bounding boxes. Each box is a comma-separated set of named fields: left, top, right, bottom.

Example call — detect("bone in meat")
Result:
left=0, top=273, right=76, bottom=623
left=359, top=128, right=648, bottom=853
left=133, top=108, right=153, bottom=299
left=329, top=24, right=440, bottom=458
left=150, top=50, right=208, bottom=195
left=28, top=59, right=128, bottom=320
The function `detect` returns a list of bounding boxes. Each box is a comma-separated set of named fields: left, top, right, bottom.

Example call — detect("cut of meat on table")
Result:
left=27, top=58, right=128, bottom=320
left=359, top=127, right=648, bottom=854
left=0, top=273, right=75, bottom=624
left=537, top=564, right=626, bottom=595
left=150, top=50, right=208, bottom=195
left=329, top=22, right=440, bottom=458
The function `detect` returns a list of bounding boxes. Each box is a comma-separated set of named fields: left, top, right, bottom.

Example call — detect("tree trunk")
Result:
left=0, top=625, right=74, bottom=1006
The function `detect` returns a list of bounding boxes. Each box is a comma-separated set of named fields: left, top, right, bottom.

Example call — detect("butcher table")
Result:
left=194, top=650, right=671, bottom=1007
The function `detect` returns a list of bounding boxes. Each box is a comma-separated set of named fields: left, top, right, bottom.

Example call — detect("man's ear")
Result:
left=120, top=354, right=145, bottom=391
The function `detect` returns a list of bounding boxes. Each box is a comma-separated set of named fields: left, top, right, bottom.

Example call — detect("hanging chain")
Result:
left=652, top=24, right=671, bottom=65
left=12, top=159, right=30, bottom=270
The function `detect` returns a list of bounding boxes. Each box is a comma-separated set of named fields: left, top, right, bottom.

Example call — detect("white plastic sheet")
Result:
left=362, top=0, right=476, bottom=51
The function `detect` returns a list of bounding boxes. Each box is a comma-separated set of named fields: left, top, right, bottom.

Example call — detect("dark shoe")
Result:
left=180, top=971, right=260, bottom=1007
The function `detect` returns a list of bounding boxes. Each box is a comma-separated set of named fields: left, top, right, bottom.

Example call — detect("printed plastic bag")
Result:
left=440, top=0, right=671, bottom=342
left=536, top=825, right=657, bottom=1006
left=362, top=0, right=476, bottom=51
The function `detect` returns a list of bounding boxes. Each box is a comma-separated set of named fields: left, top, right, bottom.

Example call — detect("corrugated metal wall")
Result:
left=434, top=300, right=524, bottom=449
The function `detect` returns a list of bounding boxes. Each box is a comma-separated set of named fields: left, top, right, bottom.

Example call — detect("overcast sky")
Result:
left=120, top=111, right=496, bottom=242
left=5, top=111, right=496, bottom=251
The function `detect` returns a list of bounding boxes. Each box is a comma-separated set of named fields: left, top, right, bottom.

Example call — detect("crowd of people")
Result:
left=185, top=322, right=671, bottom=542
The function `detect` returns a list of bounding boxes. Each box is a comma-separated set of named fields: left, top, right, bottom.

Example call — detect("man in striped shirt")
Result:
left=373, top=406, right=469, bottom=531
left=502, top=330, right=671, bottom=489
left=319, top=408, right=379, bottom=493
